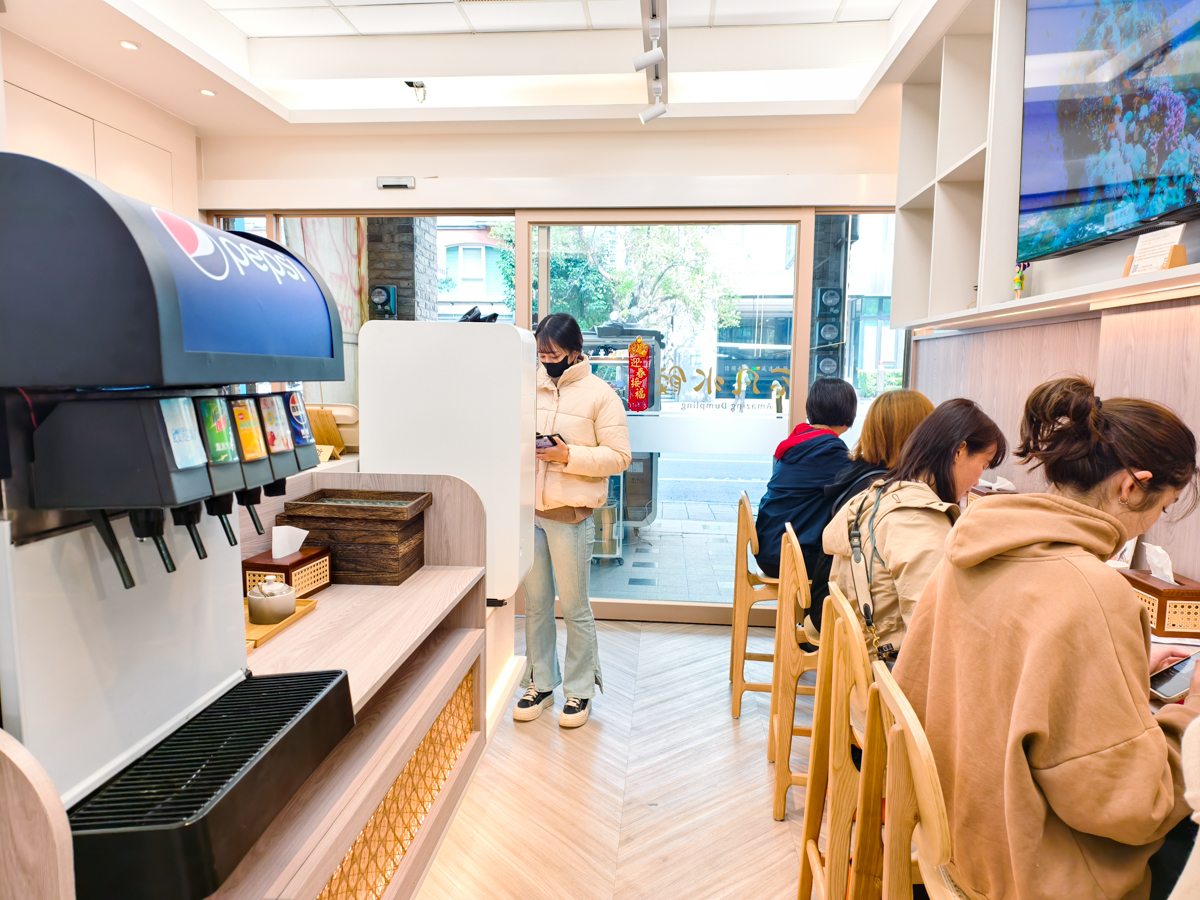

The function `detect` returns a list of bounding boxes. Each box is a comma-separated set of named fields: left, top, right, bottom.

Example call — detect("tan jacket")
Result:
left=822, top=480, right=959, bottom=654
left=894, top=493, right=1200, bottom=900
left=535, top=357, right=631, bottom=512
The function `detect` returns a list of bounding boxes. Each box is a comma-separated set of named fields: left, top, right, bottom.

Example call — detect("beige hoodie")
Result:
left=535, top=357, right=631, bottom=512
left=822, top=480, right=960, bottom=655
left=1168, top=719, right=1200, bottom=900
left=894, top=493, right=1200, bottom=900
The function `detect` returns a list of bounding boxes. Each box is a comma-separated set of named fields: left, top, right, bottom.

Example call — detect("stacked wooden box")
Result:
left=275, top=489, right=432, bottom=587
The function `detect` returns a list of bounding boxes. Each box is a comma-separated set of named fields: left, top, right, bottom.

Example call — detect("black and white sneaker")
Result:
left=513, top=684, right=554, bottom=721
left=559, top=697, right=590, bottom=728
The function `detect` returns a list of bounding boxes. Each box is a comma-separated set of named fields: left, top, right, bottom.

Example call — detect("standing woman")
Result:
left=896, top=377, right=1200, bottom=900
left=515, top=313, right=631, bottom=728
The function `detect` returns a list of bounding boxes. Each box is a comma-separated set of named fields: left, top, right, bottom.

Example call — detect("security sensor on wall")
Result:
left=377, top=176, right=416, bottom=190
left=633, top=46, right=665, bottom=72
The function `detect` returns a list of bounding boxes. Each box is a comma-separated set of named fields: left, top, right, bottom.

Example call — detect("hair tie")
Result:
left=1095, top=397, right=1103, bottom=409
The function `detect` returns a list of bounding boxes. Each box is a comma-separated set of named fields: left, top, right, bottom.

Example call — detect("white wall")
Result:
left=1, top=28, right=199, bottom=218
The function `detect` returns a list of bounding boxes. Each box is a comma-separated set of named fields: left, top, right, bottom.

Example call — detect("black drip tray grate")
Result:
left=69, top=670, right=355, bottom=900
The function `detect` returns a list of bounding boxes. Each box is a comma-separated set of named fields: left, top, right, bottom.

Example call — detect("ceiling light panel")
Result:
left=220, top=8, right=357, bottom=35
left=340, top=4, right=469, bottom=33
left=715, top=0, right=840, bottom=26
left=333, top=0, right=456, bottom=6
left=205, top=0, right=326, bottom=9
left=586, top=0, right=641, bottom=29
left=462, top=1, right=588, bottom=32
left=836, top=0, right=901, bottom=20
left=669, top=0, right=713, bottom=27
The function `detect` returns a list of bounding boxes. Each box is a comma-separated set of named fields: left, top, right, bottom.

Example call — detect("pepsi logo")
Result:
left=153, top=208, right=229, bottom=280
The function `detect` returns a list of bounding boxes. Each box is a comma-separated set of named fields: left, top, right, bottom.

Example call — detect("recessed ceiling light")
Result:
left=120, top=40, right=140, bottom=50
left=200, top=89, right=216, bottom=97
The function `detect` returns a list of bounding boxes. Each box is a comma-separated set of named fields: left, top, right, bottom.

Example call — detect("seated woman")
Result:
left=896, top=377, right=1200, bottom=900
left=754, top=377, right=856, bottom=629
left=823, top=398, right=1005, bottom=661
left=825, top=388, right=935, bottom=513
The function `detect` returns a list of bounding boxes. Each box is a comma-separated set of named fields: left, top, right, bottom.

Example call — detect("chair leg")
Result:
left=767, top=607, right=785, bottom=761
left=773, top=664, right=800, bottom=820
left=731, top=593, right=751, bottom=718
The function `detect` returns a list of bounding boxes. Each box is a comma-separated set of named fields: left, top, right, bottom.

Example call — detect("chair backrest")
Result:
left=0, top=728, right=74, bottom=900
left=737, top=490, right=759, bottom=564
left=828, top=582, right=873, bottom=724
left=779, top=523, right=812, bottom=625
left=849, top=661, right=955, bottom=900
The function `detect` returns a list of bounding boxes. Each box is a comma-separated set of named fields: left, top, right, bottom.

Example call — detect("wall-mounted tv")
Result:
left=1018, top=0, right=1200, bottom=261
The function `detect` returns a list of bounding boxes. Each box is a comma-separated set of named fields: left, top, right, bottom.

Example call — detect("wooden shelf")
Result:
left=250, top=565, right=485, bottom=713
left=937, top=141, right=986, bottom=182
left=909, top=260, right=1200, bottom=333
left=214, top=626, right=485, bottom=900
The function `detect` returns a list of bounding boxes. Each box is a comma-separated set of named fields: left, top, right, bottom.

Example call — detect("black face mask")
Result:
left=543, top=356, right=573, bottom=377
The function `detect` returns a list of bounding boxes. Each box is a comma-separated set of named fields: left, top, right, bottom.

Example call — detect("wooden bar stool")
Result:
left=0, top=727, right=75, bottom=900
left=731, top=490, right=779, bottom=718
left=848, top=662, right=965, bottom=900
left=768, top=523, right=819, bottom=818
left=797, top=582, right=876, bottom=897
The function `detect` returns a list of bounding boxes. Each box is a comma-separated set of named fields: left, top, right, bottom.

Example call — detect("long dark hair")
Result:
left=1016, top=376, right=1198, bottom=511
left=888, top=399, right=1007, bottom=503
left=535, top=313, right=584, bottom=357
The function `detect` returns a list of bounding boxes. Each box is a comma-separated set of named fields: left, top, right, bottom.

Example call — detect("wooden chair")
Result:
left=0, top=727, right=74, bottom=900
left=797, top=582, right=876, bottom=898
left=731, top=490, right=779, bottom=718
left=847, top=662, right=965, bottom=900
left=769, top=523, right=820, bottom=819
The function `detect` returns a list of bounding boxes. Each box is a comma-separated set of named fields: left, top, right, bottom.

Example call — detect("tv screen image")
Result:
left=1019, top=0, right=1200, bottom=261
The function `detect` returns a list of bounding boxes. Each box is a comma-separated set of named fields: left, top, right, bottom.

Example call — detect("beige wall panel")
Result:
left=94, top=122, right=173, bottom=210
left=1, top=29, right=198, bottom=218
left=1095, top=297, right=1200, bottom=568
left=4, top=83, right=95, bottom=177
left=911, top=316, right=1102, bottom=490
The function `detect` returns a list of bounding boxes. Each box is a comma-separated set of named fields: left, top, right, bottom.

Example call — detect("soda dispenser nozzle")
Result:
left=170, top=502, right=208, bottom=560
left=88, top=510, right=136, bottom=590
left=204, top=494, right=238, bottom=546
left=235, top=487, right=264, bottom=535
left=129, top=508, right=176, bottom=574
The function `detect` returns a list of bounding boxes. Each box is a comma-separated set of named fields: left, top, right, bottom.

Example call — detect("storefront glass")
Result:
left=532, top=223, right=796, bottom=603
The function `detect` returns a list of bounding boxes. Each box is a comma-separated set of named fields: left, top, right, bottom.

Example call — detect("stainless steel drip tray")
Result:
left=68, top=670, right=355, bottom=900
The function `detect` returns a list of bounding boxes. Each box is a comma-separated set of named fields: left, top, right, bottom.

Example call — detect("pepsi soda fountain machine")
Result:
left=0, top=153, right=354, bottom=900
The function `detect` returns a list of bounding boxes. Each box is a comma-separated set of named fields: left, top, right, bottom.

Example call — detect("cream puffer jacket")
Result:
left=822, top=480, right=959, bottom=655
left=536, top=357, right=632, bottom=511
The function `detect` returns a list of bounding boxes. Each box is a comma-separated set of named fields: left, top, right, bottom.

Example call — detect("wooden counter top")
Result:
left=249, top=565, right=484, bottom=713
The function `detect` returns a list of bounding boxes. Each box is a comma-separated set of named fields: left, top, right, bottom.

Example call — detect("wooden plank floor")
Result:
left=417, top=620, right=814, bottom=900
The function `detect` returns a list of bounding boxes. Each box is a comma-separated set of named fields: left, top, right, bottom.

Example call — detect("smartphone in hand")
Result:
left=1150, top=651, right=1200, bottom=702
left=536, top=433, right=563, bottom=450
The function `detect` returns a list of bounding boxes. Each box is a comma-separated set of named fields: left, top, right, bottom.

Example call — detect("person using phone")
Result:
left=895, top=377, right=1200, bottom=900
left=515, top=313, right=631, bottom=729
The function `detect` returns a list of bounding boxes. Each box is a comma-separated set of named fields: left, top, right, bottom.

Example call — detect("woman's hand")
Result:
left=536, top=437, right=570, bottom=464
left=1150, top=643, right=1195, bottom=675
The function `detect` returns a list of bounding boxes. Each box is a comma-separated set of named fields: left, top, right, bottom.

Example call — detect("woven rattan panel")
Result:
left=293, top=557, right=331, bottom=596
left=1134, top=590, right=1160, bottom=622
left=1166, top=600, right=1200, bottom=634
left=318, top=671, right=474, bottom=900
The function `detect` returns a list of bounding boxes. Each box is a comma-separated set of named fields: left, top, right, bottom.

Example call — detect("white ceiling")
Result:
left=204, top=0, right=904, bottom=38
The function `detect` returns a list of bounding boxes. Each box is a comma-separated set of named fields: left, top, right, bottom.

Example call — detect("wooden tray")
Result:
left=283, top=489, right=432, bottom=521
left=245, top=597, right=319, bottom=650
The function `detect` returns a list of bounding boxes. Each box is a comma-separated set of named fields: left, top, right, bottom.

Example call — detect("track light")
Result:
left=405, top=80, right=427, bottom=104
left=640, top=103, right=666, bottom=124
left=633, top=46, right=665, bottom=72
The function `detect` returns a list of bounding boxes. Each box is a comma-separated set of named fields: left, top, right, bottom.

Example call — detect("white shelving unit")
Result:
left=892, top=0, right=1029, bottom=327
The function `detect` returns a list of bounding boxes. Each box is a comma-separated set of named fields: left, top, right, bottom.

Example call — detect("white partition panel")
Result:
left=358, top=321, right=536, bottom=599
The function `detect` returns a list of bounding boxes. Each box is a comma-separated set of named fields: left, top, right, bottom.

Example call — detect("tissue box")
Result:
left=1119, top=569, right=1200, bottom=638
left=242, top=546, right=332, bottom=599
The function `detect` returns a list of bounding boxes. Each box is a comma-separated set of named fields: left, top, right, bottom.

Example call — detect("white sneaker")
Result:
left=559, top=697, right=590, bottom=728
left=513, top=684, right=554, bottom=721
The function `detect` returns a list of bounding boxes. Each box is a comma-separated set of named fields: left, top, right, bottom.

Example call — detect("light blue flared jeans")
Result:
left=522, top=515, right=603, bottom=700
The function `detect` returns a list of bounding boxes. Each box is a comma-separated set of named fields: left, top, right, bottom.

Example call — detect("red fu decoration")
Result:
left=628, top=336, right=650, bottom=412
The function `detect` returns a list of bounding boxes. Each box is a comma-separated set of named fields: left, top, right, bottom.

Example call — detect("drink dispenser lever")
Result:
left=129, top=509, right=176, bottom=574
left=87, top=510, right=136, bottom=590
left=235, top=487, right=265, bottom=535
left=170, top=502, right=208, bottom=560
left=204, top=494, right=238, bottom=546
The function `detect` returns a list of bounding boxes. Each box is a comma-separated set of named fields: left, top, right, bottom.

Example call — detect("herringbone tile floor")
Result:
left=417, top=620, right=814, bottom=900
